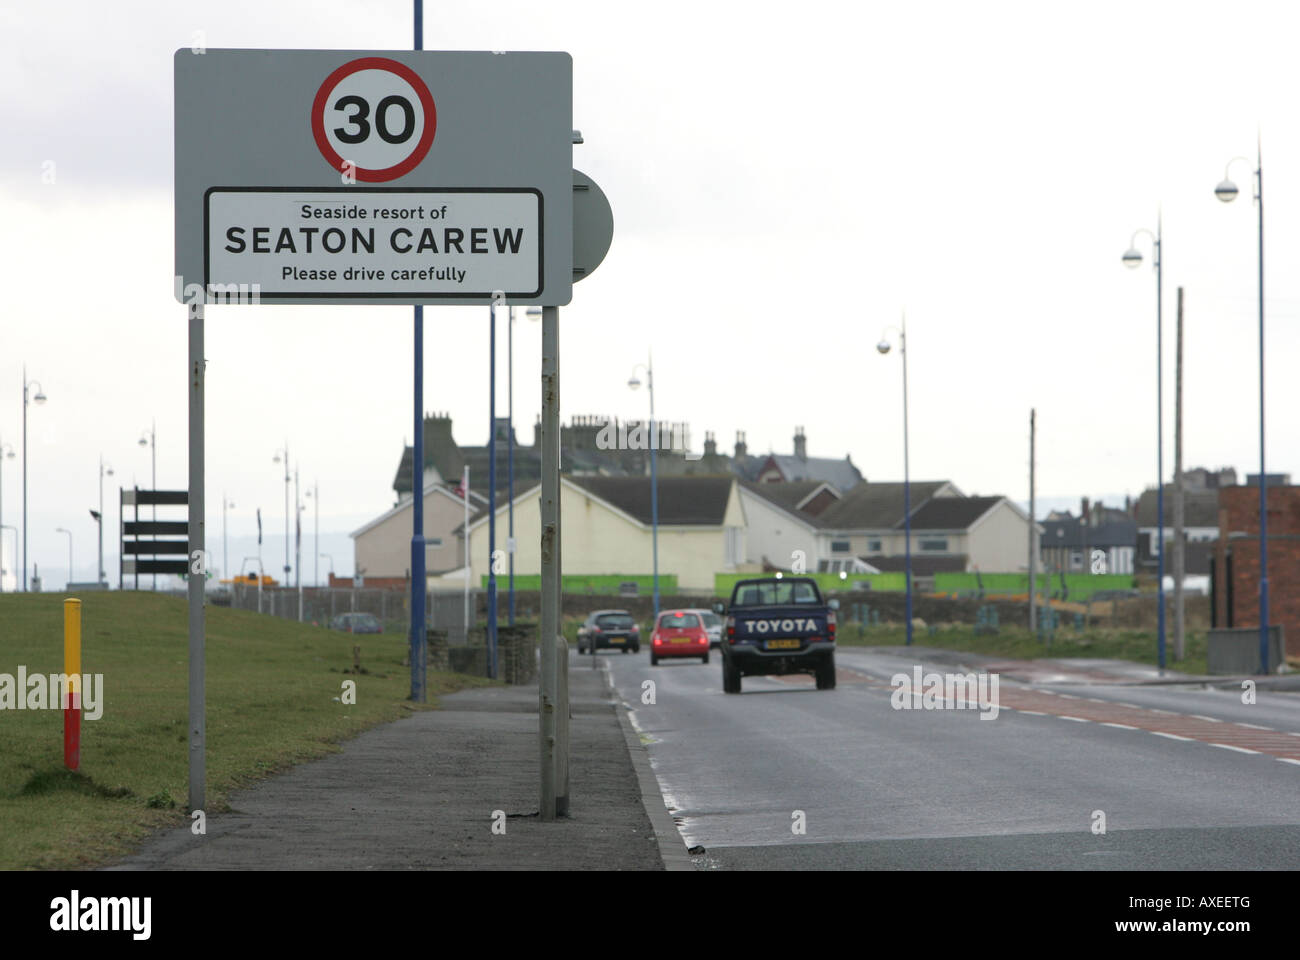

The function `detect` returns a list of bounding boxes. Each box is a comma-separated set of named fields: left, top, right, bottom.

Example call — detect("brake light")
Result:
left=653, top=633, right=662, bottom=645
left=827, top=611, right=836, bottom=640
left=726, top=615, right=736, bottom=643
left=631, top=625, right=639, bottom=634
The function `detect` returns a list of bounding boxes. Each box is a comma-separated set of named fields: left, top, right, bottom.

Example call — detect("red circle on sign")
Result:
left=311, top=57, right=437, bottom=183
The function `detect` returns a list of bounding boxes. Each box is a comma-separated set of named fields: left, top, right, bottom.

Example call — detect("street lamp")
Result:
left=629, top=355, right=660, bottom=619
left=222, top=495, right=235, bottom=584
left=304, top=482, right=318, bottom=585
left=55, top=526, right=72, bottom=588
left=1215, top=144, right=1270, bottom=674
left=0, top=441, right=13, bottom=593
left=877, top=316, right=912, bottom=646
left=22, top=366, right=47, bottom=592
left=96, top=456, right=114, bottom=586
left=138, top=421, right=156, bottom=589
left=521, top=307, right=542, bottom=624
left=1122, top=218, right=1166, bottom=669
left=272, top=443, right=290, bottom=587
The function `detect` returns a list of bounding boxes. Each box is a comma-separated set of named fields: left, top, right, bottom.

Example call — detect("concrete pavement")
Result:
left=107, top=657, right=677, bottom=871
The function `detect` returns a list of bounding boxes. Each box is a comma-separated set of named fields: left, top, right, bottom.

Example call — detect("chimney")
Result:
left=793, top=426, right=807, bottom=461
left=533, top=415, right=541, bottom=449
left=1081, top=496, right=1091, bottom=527
left=704, top=431, right=717, bottom=457
left=734, top=430, right=747, bottom=460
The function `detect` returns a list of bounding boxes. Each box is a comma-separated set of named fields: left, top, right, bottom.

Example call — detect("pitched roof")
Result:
left=905, top=496, right=1003, bottom=530
left=1041, top=517, right=1137, bottom=549
left=568, top=475, right=734, bottom=525
left=763, top=454, right=862, bottom=492
left=1133, top=487, right=1220, bottom=528
left=867, top=555, right=969, bottom=575
left=816, top=481, right=951, bottom=530
left=464, top=474, right=735, bottom=529
left=740, top=479, right=826, bottom=511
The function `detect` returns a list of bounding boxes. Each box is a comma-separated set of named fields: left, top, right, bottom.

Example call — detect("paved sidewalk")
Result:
left=107, top=660, right=677, bottom=870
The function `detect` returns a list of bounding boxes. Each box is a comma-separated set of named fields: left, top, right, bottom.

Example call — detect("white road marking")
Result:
left=1101, top=722, right=1138, bottom=730
left=1190, top=714, right=1223, bottom=723
left=1059, top=716, right=1089, bottom=723
left=1151, top=731, right=1193, bottom=741
left=1209, top=743, right=1261, bottom=755
left=1277, top=758, right=1300, bottom=767
left=1236, top=722, right=1272, bottom=730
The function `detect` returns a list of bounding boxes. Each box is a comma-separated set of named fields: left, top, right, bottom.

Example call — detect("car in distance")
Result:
left=650, top=609, right=711, bottom=666
left=328, top=612, right=383, bottom=634
left=576, top=610, right=641, bottom=654
left=684, top=608, right=724, bottom=648
left=716, top=576, right=837, bottom=693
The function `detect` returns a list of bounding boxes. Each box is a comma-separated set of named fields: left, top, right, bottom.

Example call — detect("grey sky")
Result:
left=3, top=0, right=1297, bottom=589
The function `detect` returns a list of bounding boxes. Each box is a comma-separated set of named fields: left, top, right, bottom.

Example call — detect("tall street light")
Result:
left=877, top=316, right=912, bottom=646
left=273, top=443, right=290, bottom=587
left=304, top=482, right=318, bottom=585
left=0, top=440, right=13, bottom=592
left=96, top=456, right=114, bottom=586
left=1122, top=216, right=1166, bottom=670
left=222, top=494, right=235, bottom=584
left=1215, top=143, right=1270, bottom=674
left=138, top=420, right=156, bottom=589
left=522, top=306, right=544, bottom=624
left=55, top=526, right=73, bottom=587
left=22, top=366, right=48, bottom=592
left=629, top=355, right=660, bottom=619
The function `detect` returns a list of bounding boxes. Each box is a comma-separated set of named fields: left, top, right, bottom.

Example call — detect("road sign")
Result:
left=572, top=169, right=613, bottom=282
left=175, top=49, right=572, bottom=306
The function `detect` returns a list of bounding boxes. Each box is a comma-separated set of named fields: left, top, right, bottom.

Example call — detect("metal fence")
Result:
left=225, top=584, right=480, bottom=642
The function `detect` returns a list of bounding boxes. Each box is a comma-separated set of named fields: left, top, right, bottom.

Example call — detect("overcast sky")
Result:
left=3, top=0, right=1298, bottom=590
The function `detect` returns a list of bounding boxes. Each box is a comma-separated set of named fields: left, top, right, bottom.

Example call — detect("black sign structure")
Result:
left=119, top=488, right=190, bottom=588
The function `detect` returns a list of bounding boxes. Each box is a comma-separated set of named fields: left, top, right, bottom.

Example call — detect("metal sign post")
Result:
left=187, top=299, right=206, bottom=813
left=539, top=304, right=559, bottom=820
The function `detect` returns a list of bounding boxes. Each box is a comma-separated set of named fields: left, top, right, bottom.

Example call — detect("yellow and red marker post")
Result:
left=64, top=598, right=81, bottom=771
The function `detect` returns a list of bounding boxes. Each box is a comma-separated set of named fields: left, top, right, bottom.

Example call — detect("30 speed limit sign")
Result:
left=175, top=49, right=574, bottom=305
left=311, top=57, right=437, bottom=182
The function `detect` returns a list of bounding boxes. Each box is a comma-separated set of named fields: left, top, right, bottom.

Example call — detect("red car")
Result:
left=650, top=610, right=711, bottom=666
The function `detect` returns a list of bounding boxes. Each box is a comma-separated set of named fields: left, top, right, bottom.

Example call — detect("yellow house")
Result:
left=461, top=475, right=751, bottom=593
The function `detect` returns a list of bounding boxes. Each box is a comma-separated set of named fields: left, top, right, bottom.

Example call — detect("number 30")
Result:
left=332, top=94, right=416, bottom=145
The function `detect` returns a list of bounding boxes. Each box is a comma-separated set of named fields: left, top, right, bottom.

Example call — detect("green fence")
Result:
left=932, top=572, right=1133, bottom=600
left=713, top=572, right=908, bottom=596
left=479, top=573, right=679, bottom=595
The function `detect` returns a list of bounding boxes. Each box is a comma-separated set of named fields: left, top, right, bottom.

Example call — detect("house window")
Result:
left=867, top=539, right=882, bottom=553
left=918, top=538, right=948, bottom=552
left=831, top=540, right=851, bottom=554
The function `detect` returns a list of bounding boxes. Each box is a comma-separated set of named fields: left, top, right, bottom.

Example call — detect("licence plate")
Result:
left=608, top=637, right=624, bottom=644
left=765, top=639, right=801, bottom=650
left=670, top=637, right=692, bottom=644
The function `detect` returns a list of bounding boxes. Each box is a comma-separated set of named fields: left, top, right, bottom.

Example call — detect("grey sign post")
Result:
left=175, top=48, right=575, bottom=816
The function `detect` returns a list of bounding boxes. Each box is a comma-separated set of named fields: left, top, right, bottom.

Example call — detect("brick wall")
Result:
left=1214, top=486, right=1300, bottom=656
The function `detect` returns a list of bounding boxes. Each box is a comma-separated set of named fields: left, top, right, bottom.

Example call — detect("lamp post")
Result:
left=304, top=482, right=318, bottom=585
left=222, top=495, right=235, bottom=584
left=1121, top=217, right=1166, bottom=670
left=97, top=456, right=114, bottom=586
left=1215, top=144, right=1270, bottom=674
left=294, top=465, right=303, bottom=621
left=137, top=421, right=157, bottom=589
left=22, top=367, right=48, bottom=591
left=55, top=526, right=72, bottom=588
left=629, top=355, right=660, bottom=619
left=523, top=306, right=544, bottom=625
left=273, top=443, right=289, bottom=587
left=0, top=524, right=14, bottom=591
left=877, top=316, right=912, bottom=646
left=0, top=441, right=13, bottom=592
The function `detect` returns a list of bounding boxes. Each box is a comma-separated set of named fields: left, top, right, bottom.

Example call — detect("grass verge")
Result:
left=0, top=592, right=493, bottom=869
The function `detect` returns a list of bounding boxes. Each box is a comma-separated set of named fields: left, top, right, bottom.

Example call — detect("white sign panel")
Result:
left=174, top=49, right=572, bottom=306
left=206, top=189, right=542, bottom=299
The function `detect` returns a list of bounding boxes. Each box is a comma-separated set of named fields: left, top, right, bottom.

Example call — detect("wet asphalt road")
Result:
left=600, top=646, right=1300, bottom=870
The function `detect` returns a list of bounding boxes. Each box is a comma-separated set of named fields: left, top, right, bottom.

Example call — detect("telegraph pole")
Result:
left=1029, top=408, right=1037, bottom=633
left=1173, top=288, right=1185, bottom=661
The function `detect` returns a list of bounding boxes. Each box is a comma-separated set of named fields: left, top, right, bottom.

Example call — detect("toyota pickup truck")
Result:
left=714, top=577, right=838, bottom=693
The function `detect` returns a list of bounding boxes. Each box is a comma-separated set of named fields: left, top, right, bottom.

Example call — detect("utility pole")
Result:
left=1029, top=409, right=1037, bottom=633
left=1173, top=287, right=1185, bottom=661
